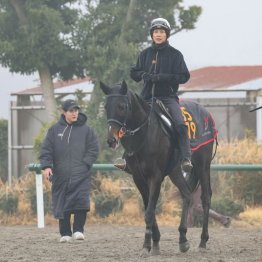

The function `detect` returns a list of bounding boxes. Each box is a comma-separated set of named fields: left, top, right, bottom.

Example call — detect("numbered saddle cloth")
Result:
left=180, top=100, right=218, bottom=152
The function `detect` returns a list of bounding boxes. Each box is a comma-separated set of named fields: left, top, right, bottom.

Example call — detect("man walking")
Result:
left=39, top=99, right=99, bottom=243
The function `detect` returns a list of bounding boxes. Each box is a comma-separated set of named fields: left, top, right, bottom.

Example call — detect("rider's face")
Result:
left=152, top=29, right=167, bottom=44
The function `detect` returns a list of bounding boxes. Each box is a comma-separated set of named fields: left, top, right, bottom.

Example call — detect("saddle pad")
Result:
left=180, top=100, right=218, bottom=152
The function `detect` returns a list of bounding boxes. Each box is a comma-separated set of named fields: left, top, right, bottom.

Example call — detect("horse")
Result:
left=100, top=80, right=217, bottom=256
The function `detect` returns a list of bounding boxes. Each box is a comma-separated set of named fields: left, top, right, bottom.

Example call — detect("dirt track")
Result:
left=1, top=224, right=261, bottom=262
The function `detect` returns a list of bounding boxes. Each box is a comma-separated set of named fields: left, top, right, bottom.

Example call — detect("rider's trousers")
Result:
left=157, top=96, right=191, bottom=161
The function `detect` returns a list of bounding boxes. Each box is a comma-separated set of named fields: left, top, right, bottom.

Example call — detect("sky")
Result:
left=0, top=0, right=262, bottom=119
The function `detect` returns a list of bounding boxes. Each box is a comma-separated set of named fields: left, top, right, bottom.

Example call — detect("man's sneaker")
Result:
left=73, top=231, right=85, bottom=240
left=59, top=236, right=72, bottom=243
left=181, top=159, right=193, bottom=173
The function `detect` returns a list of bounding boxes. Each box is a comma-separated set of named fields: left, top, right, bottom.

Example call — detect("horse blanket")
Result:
left=155, top=99, right=217, bottom=153
left=180, top=100, right=218, bottom=152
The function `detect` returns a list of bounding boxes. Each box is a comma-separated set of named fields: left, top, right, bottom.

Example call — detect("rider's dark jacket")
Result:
left=130, top=41, right=190, bottom=100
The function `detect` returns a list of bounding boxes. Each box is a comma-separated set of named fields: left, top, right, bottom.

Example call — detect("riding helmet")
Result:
left=150, top=18, right=171, bottom=38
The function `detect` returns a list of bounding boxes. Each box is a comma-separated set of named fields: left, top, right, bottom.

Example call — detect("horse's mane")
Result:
left=128, top=89, right=151, bottom=114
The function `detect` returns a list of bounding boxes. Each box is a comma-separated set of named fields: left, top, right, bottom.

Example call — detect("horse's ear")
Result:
left=100, top=81, right=111, bottom=95
left=120, top=80, right=128, bottom=95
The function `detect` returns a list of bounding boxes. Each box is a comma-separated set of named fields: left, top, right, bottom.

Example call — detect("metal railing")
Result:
left=26, top=163, right=262, bottom=229
left=27, top=163, right=262, bottom=173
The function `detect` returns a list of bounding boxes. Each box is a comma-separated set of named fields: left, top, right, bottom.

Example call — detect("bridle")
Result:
left=106, top=93, right=149, bottom=138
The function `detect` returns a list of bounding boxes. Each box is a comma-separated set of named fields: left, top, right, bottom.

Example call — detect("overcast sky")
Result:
left=0, top=0, right=262, bottom=119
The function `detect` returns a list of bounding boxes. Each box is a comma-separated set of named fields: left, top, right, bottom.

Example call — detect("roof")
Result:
left=11, top=77, right=93, bottom=96
left=11, top=66, right=262, bottom=96
left=181, top=66, right=262, bottom=91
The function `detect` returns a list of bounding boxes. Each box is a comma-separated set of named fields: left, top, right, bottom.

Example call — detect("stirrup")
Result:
left=114, top=158, right=127, bottom=171
left=181, top=159, right=193, bottom=173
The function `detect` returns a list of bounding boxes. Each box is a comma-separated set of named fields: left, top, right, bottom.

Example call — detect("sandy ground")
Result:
left=1, top=224, right=261, bottom=262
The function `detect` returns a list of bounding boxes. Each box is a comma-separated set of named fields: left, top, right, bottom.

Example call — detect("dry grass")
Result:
left=0, top=138, right=261, bottom=226
left=215, top=138, right=262, bottom=164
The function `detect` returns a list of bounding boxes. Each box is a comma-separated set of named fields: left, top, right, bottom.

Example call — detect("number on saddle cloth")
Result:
left=180, top=100, right=218, bottom=152
left=154, top=99, right=218, bottom=152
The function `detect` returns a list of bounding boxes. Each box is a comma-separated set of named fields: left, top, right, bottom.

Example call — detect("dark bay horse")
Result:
left=100, top=80, right=216, bottom=256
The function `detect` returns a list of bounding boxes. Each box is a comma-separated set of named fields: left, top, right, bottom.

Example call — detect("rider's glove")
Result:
left=151, top=74, right=172, bottom=83
left=142, top=72, right=153, bottom=82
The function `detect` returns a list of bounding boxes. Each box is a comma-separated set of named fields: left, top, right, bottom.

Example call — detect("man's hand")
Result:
left=43, top=168, right=53, bottom=181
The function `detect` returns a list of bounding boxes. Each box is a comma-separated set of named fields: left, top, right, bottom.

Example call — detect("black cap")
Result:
left=62, top=99, right=80, bottom=111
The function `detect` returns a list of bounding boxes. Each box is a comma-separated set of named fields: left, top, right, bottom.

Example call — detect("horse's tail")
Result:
left=187, top=139, right=218, bottom=193
left=211, top=137, right=218, bottom=160
left=185, top=137, right=218, bottom=192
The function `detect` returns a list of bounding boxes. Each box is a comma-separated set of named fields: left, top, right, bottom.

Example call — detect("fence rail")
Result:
left=27, top=163, right=262, bottom=173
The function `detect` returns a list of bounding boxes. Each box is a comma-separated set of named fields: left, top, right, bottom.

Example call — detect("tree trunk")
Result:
left=38, top=66, right=57, bottom=121
left=125, top=0, right=137, bottom=24
left=120, top=0, right=137, bottom=40
left=10, top=0, right=57, bottom=122
left=10, top=0, right=28, bottom=25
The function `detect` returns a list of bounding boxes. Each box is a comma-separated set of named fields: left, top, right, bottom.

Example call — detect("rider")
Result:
left=130, top=17, right=193, bottom=173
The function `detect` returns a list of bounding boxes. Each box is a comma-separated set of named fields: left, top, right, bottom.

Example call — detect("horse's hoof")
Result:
left=140, top=248, right=151, bottom=257
left=179, top=241, right=190, bottom=253
left=199, top=241, right=207, bottom=249
left=151, top=242, right=160, bottom=256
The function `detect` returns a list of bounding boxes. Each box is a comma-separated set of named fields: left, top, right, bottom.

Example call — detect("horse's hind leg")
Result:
left=194, top=144, right=213, bottom=249
left=199, top=167, right=212, bottom=249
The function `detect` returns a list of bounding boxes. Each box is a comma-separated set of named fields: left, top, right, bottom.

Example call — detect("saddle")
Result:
left=153, top=99, right=173, bottom=136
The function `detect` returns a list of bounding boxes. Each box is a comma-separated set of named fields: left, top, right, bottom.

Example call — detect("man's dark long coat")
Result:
left=39, top=113, right=99, bottom=219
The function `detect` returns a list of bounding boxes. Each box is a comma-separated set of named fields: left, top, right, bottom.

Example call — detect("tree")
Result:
left=78, top=0, right=201, bottom=162
left=0, top=0, right=85, bottom=120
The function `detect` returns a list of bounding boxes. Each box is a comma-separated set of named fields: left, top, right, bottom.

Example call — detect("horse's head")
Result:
left=100, top=80, right=130, bottom=149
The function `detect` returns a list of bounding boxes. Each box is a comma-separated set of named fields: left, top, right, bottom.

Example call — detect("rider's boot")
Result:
left=176, top=124, right=193, bottom=173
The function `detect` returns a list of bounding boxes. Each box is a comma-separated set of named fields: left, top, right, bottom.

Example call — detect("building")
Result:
left=8, top=77, right=93, bottom=182
left=180, top=66, right=262, bottom=143
left=8, top=66, right=262, bottom=183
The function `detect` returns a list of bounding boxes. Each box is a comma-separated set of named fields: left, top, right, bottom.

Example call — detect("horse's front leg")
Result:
left=142, top=178, right=162, bottom=256
left=151, top=218, right=161, bottom=255
left=179, top=194, right=191, bottom=252
left=169, top=168, right=192, bottom=253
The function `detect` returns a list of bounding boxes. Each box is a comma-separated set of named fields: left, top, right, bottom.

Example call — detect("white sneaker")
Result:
left=59, top=236, right=72, bottom=243
left=73, top=231, right=85, bottom=240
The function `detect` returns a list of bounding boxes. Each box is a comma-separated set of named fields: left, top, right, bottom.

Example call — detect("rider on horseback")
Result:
left=130, top=17, right=193, bottom=173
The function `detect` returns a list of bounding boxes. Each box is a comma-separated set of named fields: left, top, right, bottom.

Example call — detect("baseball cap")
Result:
left=62, top=99, right=80, bottom=111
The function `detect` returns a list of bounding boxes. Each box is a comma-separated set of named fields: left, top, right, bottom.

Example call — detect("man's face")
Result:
left=152, top=29, right=167, bottom=44
left=63, top=108, right=79, bottom=124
